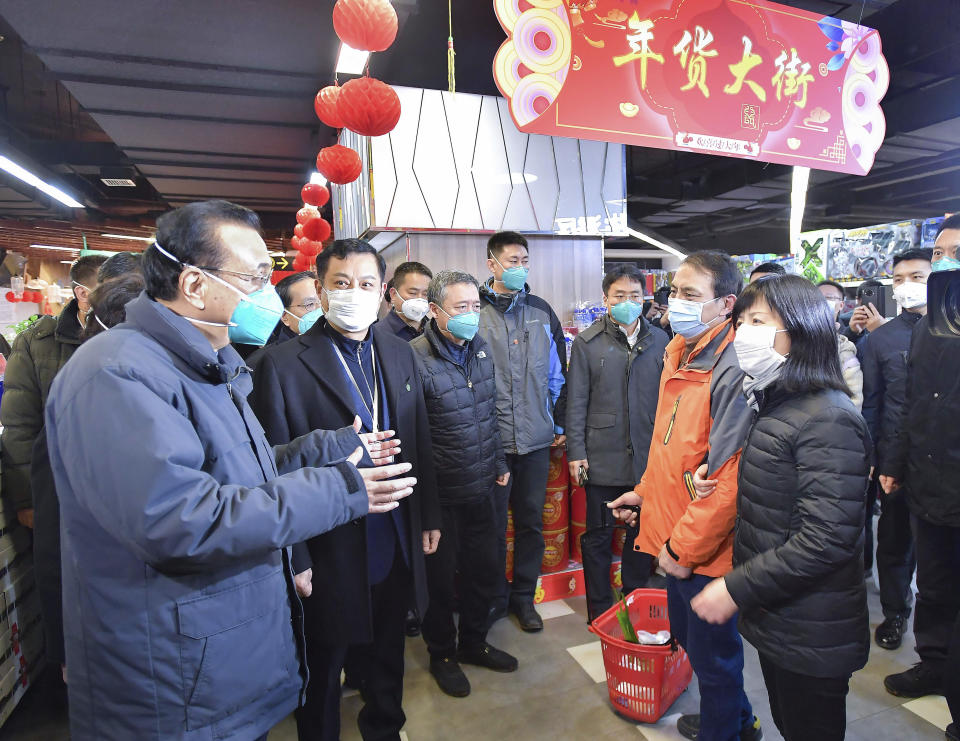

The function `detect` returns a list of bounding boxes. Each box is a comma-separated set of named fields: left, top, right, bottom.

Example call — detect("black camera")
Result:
left=927, top=270, right=960, bottom=339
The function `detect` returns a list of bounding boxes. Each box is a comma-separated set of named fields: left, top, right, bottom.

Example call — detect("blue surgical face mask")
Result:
left=492, top=254, right=529, bottom=292
left=609, top=300, right=643, bottom=326
left=439, top=306, right=480, bottom=341
left=289, top=306, right=323, bottom=335
left=668, top=296, right=724, bottom=339
left=932, top=255, right=960, bottom=272
left=152, top=241, right=283, bottom=346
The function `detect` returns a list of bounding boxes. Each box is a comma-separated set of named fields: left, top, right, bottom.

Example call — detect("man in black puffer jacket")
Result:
left=411, top=270, right=517, bottom=699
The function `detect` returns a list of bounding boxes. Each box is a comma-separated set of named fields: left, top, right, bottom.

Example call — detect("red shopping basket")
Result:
left=589, top=588, right=692, bottom=723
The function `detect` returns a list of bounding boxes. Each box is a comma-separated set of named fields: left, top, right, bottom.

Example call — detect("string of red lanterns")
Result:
left=289, top=0, right=401, bottom=269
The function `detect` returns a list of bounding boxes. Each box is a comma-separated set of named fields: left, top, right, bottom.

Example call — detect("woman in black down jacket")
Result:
left=692, top=275, right=871, bottom=741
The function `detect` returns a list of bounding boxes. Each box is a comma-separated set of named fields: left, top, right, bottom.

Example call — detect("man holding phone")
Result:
left=846, top=279, right=890, bottom=342
left=565, top=264, right=668, bottom=622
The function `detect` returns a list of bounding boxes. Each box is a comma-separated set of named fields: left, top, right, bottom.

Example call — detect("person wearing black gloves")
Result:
left=565, top=264, right=668, bottom=621
left=692, top=275, right=871, bottom=741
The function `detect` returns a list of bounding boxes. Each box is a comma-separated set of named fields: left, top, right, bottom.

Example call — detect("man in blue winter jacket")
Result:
left=44, top=200, right=413, bottom=741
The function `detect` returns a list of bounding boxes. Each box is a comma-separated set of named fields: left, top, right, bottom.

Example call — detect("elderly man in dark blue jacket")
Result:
left=565, top=264, right=669, bottom=621
left=411, top=270, right=517, bottom=698
left=44, top=200, right=414, bottom=741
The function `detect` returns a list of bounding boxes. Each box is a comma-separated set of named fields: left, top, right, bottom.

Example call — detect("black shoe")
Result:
left=945, top=722, right=958, bottom=741
left=457, top=642, right=519, bottom=673
left=884, top=662, right=944, bottom=698
left=429, top=657, right=471, bottom=697
left=510, top=601, right=543, bottom=633
left=875, top=615, right=905, bottom=650
left=405, top=610, right=421, bottom=638
left=677, top=714, right=763, bottom=741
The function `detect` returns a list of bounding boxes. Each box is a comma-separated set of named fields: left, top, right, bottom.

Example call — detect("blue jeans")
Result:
left=667, top=574, right=753, bottom=741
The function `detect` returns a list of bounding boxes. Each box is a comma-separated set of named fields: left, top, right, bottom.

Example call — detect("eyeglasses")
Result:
left=198, top=266, right=273, bottom=290
left=292, top=298, right=321, bottom=312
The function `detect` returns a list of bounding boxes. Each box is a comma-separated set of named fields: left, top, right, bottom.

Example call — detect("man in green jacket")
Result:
left=1, top=254, right=106, bottom=528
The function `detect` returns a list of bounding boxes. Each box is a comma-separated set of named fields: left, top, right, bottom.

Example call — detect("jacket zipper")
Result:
left=663, top=394, right=682, bottom=445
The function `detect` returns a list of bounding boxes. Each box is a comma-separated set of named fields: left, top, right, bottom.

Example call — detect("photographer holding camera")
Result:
left=878, top=215, right=960, bottom=741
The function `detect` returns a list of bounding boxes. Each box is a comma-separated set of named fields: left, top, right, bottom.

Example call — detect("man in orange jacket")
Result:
left=611, top=252, right=762, bottom=741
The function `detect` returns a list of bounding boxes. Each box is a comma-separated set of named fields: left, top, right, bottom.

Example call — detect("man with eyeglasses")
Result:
left=43, top=201, right=414, bottom=741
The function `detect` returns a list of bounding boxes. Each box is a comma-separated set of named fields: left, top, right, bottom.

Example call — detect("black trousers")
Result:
left=910, top=515, right=960, bottom=673
left=758, top=653, right=850, bottom=741
left=494, top=447, right=550, bottom=607
left=876, top=490, right=916, bottom=619
left=581, top=482, right=654, bottom=621
left=422, top=496, right=499, bottom=658
left=296, top=546, right=411, bottom=741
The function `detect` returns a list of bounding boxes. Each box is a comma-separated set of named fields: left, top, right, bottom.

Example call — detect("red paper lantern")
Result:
left=296, top=206, right=318, bottom=225
left=316, top=145, right=363, bottom=185
left=302, top=217, right=332, bottom=243
left=292, top=253, right=312, bottom=272
left=301, top=183, right=331, bottom=208
left=314, top=86, right=345, bottom=129
left=289, top=236, right=303, bottom=252
left=332, top=0, right=398, bottom=53
left=4, top=291, right=17, bottom=303
left=299, top=240, right=323, bottom=258
left=294, top=223, right=305, bottom=239
left=337, top=77, right=402, bottom=137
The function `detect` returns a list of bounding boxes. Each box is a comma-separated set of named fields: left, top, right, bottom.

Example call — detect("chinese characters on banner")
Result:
left=493, top=0, right=889, bottom=176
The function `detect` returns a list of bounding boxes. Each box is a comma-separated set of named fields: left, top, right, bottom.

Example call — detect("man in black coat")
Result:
left=880, top=216, right=960, bottom=723
left=249, top=239, right=441, bottom=741
left=565, top=264, right=669, bottom=621
left=410, top=270, right=517, bottom=698
left=860, top=248, right=932, bottom=651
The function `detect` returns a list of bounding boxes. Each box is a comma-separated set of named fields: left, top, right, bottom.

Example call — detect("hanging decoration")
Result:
left=337, top=77, right=402, bottom=137
left=302, top=216, right=332, bottom=243
left=316, top=144, right=363, bottom=185
left=447, top=0, right=456, bottom=94
left=314, top=86, right=346, bottom=129
left=301, top=183, right=331, bottom=208
left=296, top=206, right=318, bottom=225
left=292, top=253, right=312, bottom=272
left=332, top=0, right=399, bottom=52
left=297, top=239, right=324, bottom=258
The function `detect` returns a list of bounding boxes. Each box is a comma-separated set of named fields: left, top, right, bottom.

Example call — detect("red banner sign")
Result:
left=493, top=0, right=889, bottom=175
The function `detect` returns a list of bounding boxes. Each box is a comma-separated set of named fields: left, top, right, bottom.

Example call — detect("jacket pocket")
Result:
left=586, top=412, right=616, bottom=429
left=177, top=569, right=295, bottom=730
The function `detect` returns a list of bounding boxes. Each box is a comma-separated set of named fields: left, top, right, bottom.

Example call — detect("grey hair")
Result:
left=427, top=270, right=480, bottom=305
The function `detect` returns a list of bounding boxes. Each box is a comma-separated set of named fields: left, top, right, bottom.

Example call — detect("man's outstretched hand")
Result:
left=353, top=415, right=401, bottom=465
left=347, top=447, right=416, bottom=514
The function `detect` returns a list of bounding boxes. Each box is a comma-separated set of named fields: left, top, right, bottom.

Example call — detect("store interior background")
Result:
left=0, top=0, right=957, bottom=738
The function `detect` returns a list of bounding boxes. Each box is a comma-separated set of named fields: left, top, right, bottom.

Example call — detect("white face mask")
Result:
left=323, top=286, right=381, bottom=333
left=398, top=296, right=430, bottom=322
left=892, top=280, right=927, bottom=310
left=734, top=324, right=788, bottom=380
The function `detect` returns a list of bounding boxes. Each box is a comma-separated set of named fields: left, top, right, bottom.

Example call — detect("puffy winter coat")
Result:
left=411, top=320, right=508, bottom=504
left=725, top=386, right=871, bottom=678
left=837, top=334, right=863, bottom=410
left=1, top=301, right=83, bottom=510
left=45, top=294, right=369, bottom=741
left=565, top=315, right=668, bottom=486
left=478, top=280, right=566, bottom=454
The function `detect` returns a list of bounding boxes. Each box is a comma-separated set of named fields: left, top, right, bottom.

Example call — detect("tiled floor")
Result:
left=0, top=582, right=950, bottom=741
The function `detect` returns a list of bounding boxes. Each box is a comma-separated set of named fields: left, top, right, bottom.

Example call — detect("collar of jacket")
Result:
left=423, top=318, right=475, bottom=366
left=321, top=317, right=375, bottom=359
left=666, top=318, right=734, bottom=374
left=898, top=310, right=924, bottom=327
left=600, top=313, right=651, bottom=349
left=480, top=278, right=527, bottom=314
left=51, top=299, right=83, bottom=346
left=124, top=293, right=250, bottom=389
